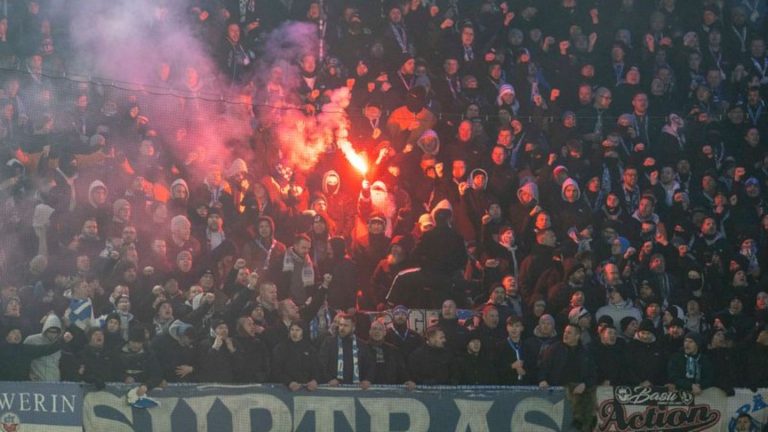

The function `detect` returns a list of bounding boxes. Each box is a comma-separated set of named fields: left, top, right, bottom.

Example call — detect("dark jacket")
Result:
left=591, top=340, right=631, bottom=386
left=233, top=335, right=270, bottom=383
left=453, top=351, right=497, bottom=385
left=0, top=340, right=63, bottom=381
left=78, top=345, right=117, bottom=389
left=368, top=340, right=409, bottom=385
left=626, top=338, right=668, bottom=385
left=150, top=332, right=198, bottom=383
left=538, top=341, right=596, bottom=387
left=116, top=344, right=162, bottom=389
left=439, top=317, right=469, bottom=354
left=385, top=325, right=424, bottom=359
left=496, top=338, right=533, bottom=385
left=271, top=339, right=321, bottom=385
left=667, top=351, right=715, bottom=391
left=318, top=335, right=375, bottom=384
left=196, top=337, right=236, bottom=383
left=408, top=345, right=455, bottom=385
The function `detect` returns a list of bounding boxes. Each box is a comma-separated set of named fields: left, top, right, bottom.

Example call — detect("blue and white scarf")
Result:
left=337, top=335, right=360, bottom=384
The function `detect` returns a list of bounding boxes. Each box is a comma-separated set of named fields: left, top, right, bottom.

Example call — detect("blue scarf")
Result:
left=337, top=335, right=360, bottom=384
left=685, top=354, right=700, bottom=380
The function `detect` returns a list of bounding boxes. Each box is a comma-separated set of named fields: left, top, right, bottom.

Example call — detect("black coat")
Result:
left=196, top=337, right=236, bottom=383
left=385, top=325, right=424, bottom=359
left=78, top=345, right=118, bottom=389
left=625, top=338, right=668, bottom=385
left=0, top=340, right=63, bottom=381
left=318, top=335, right=375, bottom=384
left=412, top=224, right=468, bottom=275
left=496, top=338, right=533, bottom=385
left=116, top=344, right=162, bottom=389
left=538, top=342, right=596, bottom=387
left=453, top=351, right=497, bottom=385
left=150, top=333, right=197, bottom=383
left=368, top=341, right=409, bottom=385
left=408, top=345, right=455, bottom=385
left=439, top=317, right=469, bottom=354
left=233, top=335, right=270, bottom=383
left=271, top=339, right=321, bottom=385
left=591, top=340, right=631, bottom=386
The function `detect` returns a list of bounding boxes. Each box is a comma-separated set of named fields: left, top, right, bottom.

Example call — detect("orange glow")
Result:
left=338, top=139, right=368, bottom=176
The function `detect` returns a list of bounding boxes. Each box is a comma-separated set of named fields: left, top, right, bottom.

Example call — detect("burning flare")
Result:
left=338, top=139, right=368, bottom=176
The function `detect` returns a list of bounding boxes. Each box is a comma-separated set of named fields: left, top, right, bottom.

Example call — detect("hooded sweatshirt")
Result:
left=469, top=168, right=489, bottom=190
left=88, top=180, right=108, bottom=208
left=24, top=314, right=63, bottom=381
left=417, top=129, right=441, bottom=156
left=560, top=177, right=581, bottom=202
left=516, top=181, right=539, bottom=206
left=322, top=170, right=341, bottom=196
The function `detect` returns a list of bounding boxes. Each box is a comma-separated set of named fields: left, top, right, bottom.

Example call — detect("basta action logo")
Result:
left=596, top=386, right=721, bottom=432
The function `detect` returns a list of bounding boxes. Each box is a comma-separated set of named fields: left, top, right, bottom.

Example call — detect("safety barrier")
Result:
left=0, top=381, right=766, bottom=431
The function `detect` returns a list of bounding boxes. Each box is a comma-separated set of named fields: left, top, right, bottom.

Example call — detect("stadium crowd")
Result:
left=1, top=0, right=768, bottom=430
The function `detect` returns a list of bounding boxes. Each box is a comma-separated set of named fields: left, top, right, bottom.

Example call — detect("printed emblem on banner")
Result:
left=728, top=392, right=767, bottom=432
left=0, top=412, right=20, bottom=432
left=597, top=386, right=721, bottom=432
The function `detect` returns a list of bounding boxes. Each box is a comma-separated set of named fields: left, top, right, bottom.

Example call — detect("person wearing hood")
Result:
left=23, top=313, right=66, bottom=381
left=518, top=229, right=558, bottom=305
left=485, top=144, right=517, bottom=211
left=497, top=84, right=520, bottom=116
left=453, top=330, right=498, bottom=385
left=386, top=86, right=437, bottom=152
left=74, top=179, right=110, bottom=231
left=461, top=168, right=493, bottom=240
left=411, top=207, right=468, bottom=305
left=655, top=112, right=689, bottom=168
left=482, top=225, right=522, bottom=285
left=548, top=263, right=599, bottom=316
left=370, top=235, right=412, bottom=309
left=667, top=332, right=714, bottom=394
left=149, top=319, right=198, bottom=383
left=557, top=177, right=591, bottom=239
left=242, top=216, right=286, bottom=273
left=626, top=318, right=669, bottom=386
left=509, top=180, right=543, bottom=247
left=224, top=158, right=253, bottom=232
left=321, top=170, right=355, bottom=239
left=106, top=198, right=131, bottom=241
left=168, top=178, right=190, bottom=218
left=0, top=323, right=72, bottom=381
left=306, top=212, right=331, bottom=265
left=352, top=212, right=391, bottom=308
